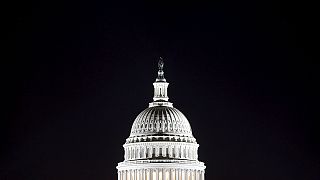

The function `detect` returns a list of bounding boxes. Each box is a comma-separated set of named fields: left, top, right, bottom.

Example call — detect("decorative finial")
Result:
left=158, top=57, right=164, bottom=70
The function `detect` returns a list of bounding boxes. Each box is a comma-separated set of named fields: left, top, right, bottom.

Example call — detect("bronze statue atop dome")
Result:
left=158, top=57, right=164, bottom=70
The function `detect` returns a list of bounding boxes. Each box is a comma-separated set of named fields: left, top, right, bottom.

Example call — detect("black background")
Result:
left=3, top=1, right=319, bottom=180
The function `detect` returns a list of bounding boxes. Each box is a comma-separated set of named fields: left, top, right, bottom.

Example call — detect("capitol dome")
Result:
left=130, top=106, right=193, bottom=137
left=117, top=58, right=205, bottom=180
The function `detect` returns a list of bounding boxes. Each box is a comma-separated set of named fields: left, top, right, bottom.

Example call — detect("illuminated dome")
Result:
left=117, top=58, right=205, bottom=180
left=130, top=106, right=193, bottom=137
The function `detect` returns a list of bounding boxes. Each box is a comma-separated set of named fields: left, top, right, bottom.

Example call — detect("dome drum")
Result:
left=123, top=142, right=199, bottom=161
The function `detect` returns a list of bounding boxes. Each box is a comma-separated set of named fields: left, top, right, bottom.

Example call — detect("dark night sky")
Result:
left=3, top=1, right=319, bottom=180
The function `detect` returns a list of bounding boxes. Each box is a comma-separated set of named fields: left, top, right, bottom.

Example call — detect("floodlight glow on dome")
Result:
left=116, top=58, right=205, bottom=180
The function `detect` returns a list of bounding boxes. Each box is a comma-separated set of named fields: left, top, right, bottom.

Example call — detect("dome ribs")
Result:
left=130, top=106, right=194, bottom=137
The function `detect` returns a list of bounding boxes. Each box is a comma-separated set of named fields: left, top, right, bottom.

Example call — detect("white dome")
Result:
left=117, top=59, right=205, bottom=180
left=130, top=106, right=193, bottom=137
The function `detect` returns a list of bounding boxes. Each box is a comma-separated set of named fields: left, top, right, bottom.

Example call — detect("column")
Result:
left=128, top=170, right=131, bottom=180
left=195, top=170, right=199, bottom=180
left=126, top=170, right=129, bottom=180
left=131, top=170, right=134, bottom=180
left=136, top=169, right=138, bottom=180
left=202, top=171, right=205, bottom=180
left=134, top=169, right=137, bottom=180
left=161, top=147, right=164, bottom=157
left=193, top=147, right=195, bottom=159
left=175, top=169, right=178, bottom=180
left=129, top=147, right=132, bottom=159
left=124, top=170, right=127, bottom=180
left=156, top=169, right=159, bottom=180
left=181, top=169, right=184, bottom=180
left=153, top=169, right=156, bottom=180
left=182, top=170, right=184, bottom=180
left=187, top=170, right=190, bottom=180
left=160, top=168, right=163, bottom=180
left=184, top=169, right=187, bottom=180
left=133, top=147, right=135, bottom=159
left=132, top=170, right=134, bottom=180
left=155, top=147, right=159, bottom=157
left=186, top=170, right=189, bottom=180
left=167, top=169, right=170, bottom=180
left=143, top=169, right=146, bottom=180
left=191, top=170, right=195, bottom=180
left=147, top=169, right=150, bottom=180
left=130, top=170, right=132, bottom=180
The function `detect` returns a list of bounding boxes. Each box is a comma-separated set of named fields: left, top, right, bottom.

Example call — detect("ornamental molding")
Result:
left=117, top=161, right=206, bottom=171
left=123, top=141, right=199, bottom=148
